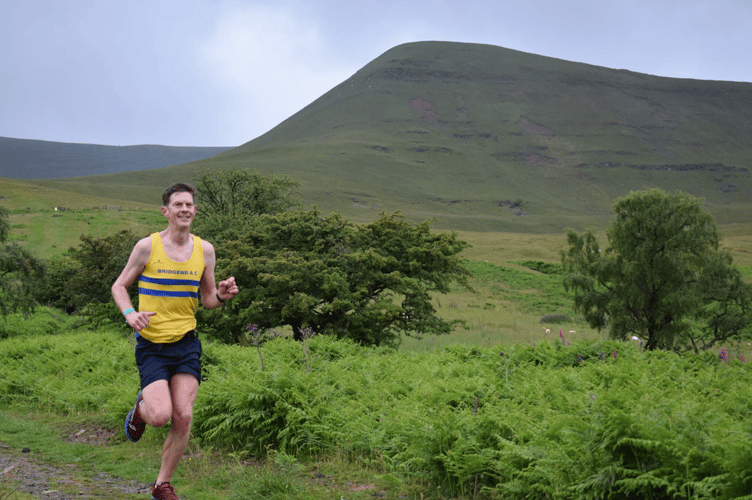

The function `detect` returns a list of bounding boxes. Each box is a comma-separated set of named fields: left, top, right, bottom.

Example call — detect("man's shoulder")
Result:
left=197, top=235, right=214, bottom=251
left=132, top=234, right=154, bottom=257
left=197, top=236, right=216, bottom=267
left=136, top=234, right=155, bottom=248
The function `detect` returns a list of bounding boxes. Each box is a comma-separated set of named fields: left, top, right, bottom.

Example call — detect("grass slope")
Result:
left=0, top=178, right=163, bottom=259
left=216, top=41, right=752, bottom=231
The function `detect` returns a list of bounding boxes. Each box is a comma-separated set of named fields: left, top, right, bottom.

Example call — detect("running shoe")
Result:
left=124, top=390, right=145, bottom=442
left=151, top=481, right=180, bottom=500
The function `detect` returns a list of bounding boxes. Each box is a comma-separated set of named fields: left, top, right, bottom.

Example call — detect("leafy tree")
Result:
left=208, top=209, right=471, bottom=347
left=690, top=251, right=752, bottom=352
left=0, top=206, right=45, bottom=319
left=561, top=189, right=751, bottom=351
left=192, top=168, right=300, bottom=243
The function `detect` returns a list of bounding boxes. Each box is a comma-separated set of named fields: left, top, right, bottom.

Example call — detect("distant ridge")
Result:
left=0, top=136, right=234, bottom=179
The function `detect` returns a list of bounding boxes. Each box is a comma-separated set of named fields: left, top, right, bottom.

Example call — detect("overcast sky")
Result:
left=2, top=0, right=751, bottom=147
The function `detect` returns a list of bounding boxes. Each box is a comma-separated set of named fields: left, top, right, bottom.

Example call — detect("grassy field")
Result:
left=3, top=173, right=751, bottom=348
left=3, top=180, right=750, bottom=356
left=1, top=177, right=162, bottom=259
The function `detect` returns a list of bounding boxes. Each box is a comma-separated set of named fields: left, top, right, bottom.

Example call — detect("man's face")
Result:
left=162, top=191, right=196, bottom=228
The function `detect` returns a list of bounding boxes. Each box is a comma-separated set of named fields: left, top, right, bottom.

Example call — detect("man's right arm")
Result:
left=112, top=237, right=155, bottom=331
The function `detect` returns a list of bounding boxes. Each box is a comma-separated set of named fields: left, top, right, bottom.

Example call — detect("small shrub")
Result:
left=517, top=260, right=562, bottom=274
left=539, top=313, right=571, bottom=324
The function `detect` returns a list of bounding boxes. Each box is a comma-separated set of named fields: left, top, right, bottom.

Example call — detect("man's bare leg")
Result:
left=154, top=373, right=198, bottom=485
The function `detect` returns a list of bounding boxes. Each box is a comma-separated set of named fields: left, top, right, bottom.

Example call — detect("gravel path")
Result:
left=1, top=428, right=151, bottom=499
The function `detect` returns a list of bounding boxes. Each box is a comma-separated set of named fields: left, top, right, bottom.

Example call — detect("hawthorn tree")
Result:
left=192, top=168, right=300, bottom=243
left=561, top=189, right=751, bottom=352
left=208, top=209, right=471, bottom=347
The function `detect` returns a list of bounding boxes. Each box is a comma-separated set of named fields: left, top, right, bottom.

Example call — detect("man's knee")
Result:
left=142, top=381, right=173, bottom=427
left=150, top=407, right=172, bottom=427
left=171, top=404, right=194, bottom=430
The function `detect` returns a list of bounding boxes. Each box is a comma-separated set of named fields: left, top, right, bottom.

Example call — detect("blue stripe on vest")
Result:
left=139, top=275, right=201, bottom=287
left=138, top=287, right=199, bottom=298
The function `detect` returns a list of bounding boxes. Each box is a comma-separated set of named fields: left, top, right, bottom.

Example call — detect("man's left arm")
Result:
left=200, top=240, right=239, bottom=309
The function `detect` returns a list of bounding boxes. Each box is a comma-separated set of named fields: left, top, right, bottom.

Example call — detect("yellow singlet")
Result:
left=137, top=233, right=204, bottom=343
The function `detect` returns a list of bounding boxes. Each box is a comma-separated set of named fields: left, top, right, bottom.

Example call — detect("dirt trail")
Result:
left=1, top=437, right=150, bottom=499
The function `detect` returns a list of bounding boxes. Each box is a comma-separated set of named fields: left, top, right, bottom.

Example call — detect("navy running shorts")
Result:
left=135, top=331, right=202, bottom=390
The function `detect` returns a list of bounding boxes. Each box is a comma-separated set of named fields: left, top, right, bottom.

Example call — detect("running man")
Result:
left=112, top=182, right=238, bottom=500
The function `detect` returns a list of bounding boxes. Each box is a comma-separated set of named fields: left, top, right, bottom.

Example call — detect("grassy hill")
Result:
left=6, top=41, right=752, bottom=236
left=0, top=136, right=232, bottom=179
left=2, top=42, right=751, bottom=500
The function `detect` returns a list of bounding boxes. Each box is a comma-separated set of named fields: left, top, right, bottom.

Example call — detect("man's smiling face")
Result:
left=162, top=191, right=196, bottom=228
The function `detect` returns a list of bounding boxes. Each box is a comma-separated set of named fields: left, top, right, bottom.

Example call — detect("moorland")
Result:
left=1, top=41, right=752, bottom=499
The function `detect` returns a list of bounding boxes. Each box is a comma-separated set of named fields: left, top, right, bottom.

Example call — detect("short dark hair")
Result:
left=162, top=183, right=195, bottom=206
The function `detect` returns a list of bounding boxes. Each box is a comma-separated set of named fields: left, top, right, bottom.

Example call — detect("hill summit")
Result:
left=30, top=42, right=752, bottom=232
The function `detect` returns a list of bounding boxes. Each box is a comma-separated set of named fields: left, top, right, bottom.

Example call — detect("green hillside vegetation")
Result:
left=1, top=41, right=751, bottom=342
left=4, top=181, right=749, bottom=351
left=19, top=41, right=752, bottom=234
left=2, top=327, right=751, bottom=499
left=2, top=41, right=752, bottom=500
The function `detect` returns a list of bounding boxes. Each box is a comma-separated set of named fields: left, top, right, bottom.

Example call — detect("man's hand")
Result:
left=125, top=311, right=157, bottom=331
left=217, top=276, right=239, bottom=302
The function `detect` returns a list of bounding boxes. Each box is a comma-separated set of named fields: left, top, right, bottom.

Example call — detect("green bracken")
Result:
left=2, top=326, right=751, bottom=499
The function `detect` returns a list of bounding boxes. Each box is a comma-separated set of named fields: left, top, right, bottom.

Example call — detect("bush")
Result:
left=517, top=260, right=562, bottom=275
left=539, top=313, right=571, bottom=324
left=37, top=230, right=139, bottom=313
